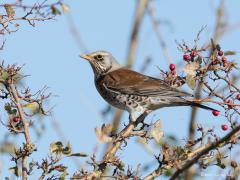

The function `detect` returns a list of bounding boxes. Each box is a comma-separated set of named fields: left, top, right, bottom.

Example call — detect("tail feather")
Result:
left=187, top=101, right=217, bottom=111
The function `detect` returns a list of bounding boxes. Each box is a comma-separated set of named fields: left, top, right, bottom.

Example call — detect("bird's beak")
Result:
left=80, top=54, right=93, bottom=61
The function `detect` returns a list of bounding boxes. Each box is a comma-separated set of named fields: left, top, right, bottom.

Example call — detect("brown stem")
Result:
left=7, top=84, right=31, bottom=180
left=98, top=112, right=149, bottom=172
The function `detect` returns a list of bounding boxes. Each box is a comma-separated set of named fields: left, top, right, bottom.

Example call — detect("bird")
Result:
left=80, top=50, right=216, bottom=121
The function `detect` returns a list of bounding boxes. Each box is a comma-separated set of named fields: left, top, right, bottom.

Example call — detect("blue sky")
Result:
left=0, top=0, right=240, bottom=179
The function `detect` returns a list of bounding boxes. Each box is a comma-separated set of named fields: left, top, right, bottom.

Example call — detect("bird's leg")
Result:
left=129, top=108, right=151, bottom=122
left=136, top=110, right=152, bottom=130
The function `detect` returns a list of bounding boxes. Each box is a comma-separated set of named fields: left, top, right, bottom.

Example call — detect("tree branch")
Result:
left=170, top=125, right=240, bottom=180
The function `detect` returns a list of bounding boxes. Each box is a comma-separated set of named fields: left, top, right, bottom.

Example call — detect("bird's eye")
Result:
left=94, top=55, right=103, bottom=61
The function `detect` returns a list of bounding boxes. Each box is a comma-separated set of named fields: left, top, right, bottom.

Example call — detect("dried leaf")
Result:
left=101, top=123, right=113, bottom=134
left=150, top=120, right=164, bottom=143
left=4, top=4, right=15, bottom=18
left=186, top=75, right=196, bottom=90
left=70, top=152, right=88, bottom=157
left=54, top=165, right=67, bottom=172
left=24, top=102, right=40, bottom=114
left=0, top=142, right=16, bottom=154
left=50, top=141, right=63, bottom=154
left=224, top=51, right=237, bottom=56
left=61, top=4, right=70, bottom=13
left=230, top=61, right=238, bottom=69
left=95, top=127, right=112, bottom=143
left=9, top=166, right=21, bottom=177
left=182, top=62, right=200, bottom=76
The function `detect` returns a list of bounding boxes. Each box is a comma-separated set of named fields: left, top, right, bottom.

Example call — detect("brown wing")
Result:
left=101, top=68, right=192, bottom=97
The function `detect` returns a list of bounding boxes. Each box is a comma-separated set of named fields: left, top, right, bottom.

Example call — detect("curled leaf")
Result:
left=95, top=126, right=112, bottom=143
left=224, top=51, right=237, bottom=56
left=182, top=62, right=200, bottom=76
left=61, top=4, right=70, bottom=13
left=150, top=120, right=164, bottom=143
left=62, top=142, right=71, bottom=156
left=4, top=4, right=15, bottom=18
left=101, top=123, right=113, bottom=134
left=9, top=166, right=21, bottom=177
left=50, top=141, right=63, bottom=154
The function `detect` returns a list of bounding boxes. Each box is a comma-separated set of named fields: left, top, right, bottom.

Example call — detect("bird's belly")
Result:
left=147, top=96, right=172, bottom=110
left=96, top=84, right=149, bottom=111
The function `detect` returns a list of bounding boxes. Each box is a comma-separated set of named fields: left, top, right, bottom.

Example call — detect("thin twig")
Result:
left=170, top=125, right=240, bottom=180
left=147, top=5, right=172, bottom=64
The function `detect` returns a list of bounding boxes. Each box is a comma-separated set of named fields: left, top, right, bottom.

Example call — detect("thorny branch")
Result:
left=0, top=63, right=51, bottom=179
left=170, top=125, right=240, bottom=180
left=0, top=0, right=65, bottom=48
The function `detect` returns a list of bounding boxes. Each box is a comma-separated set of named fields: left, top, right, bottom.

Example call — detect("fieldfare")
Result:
left=80, top=51, right=215, bottom=121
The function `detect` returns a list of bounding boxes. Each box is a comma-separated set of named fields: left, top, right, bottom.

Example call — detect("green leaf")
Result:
left=51, top=6, right=61, bottom=15
left=186, top=75, right=196, bottom=90
left=59, top=171, right=68, bottom=180
left=69, top=152, right=88, bottom=157
left=1, top=71, right=9, bottom=80
left=164, top=169, right=173, bottom=176
left=4, top=104, right=12, bottom=114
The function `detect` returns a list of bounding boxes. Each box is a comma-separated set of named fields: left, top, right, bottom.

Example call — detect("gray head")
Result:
left=80, top=51, right=122, bottom=78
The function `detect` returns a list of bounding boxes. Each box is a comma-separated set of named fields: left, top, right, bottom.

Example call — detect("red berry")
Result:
left=183, top=54, right=191, bottom=61
left=223, top=62, right=228, bottom=67
left=212, top=59, right=218, bottom=65
left=212, top=110, right=219, bottom=116
left=221, top=124, right=228, bottom=131
left=236, top=94, right=240, bottom=101
left=227, top=99, right=235, bottom=108
left=12, top=116, right=20, bottom=123
left=218, top=50, right=223, bottom=56
left=231, top=160, right=238, bottom=168
left=191, top=51, right=198, bottom=57
left=169, top=64, right=175, bottom=71
left=222, top=56, right=227, bottom=63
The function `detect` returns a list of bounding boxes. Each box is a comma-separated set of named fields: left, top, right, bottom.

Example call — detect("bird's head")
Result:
left=80, top=51, right=122, bottom=78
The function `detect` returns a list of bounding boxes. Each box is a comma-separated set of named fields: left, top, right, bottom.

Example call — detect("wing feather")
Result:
left=102, top=68, right=192, bottom=97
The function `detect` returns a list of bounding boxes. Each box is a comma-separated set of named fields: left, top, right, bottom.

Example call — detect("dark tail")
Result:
left=187, top=101, right=217, bottom=111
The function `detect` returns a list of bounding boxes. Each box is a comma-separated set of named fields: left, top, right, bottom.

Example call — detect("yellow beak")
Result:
left=80, top=54, right=93, bottom=61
